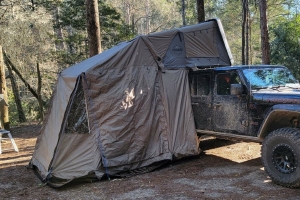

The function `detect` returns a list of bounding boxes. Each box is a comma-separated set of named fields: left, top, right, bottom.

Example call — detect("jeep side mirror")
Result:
left=230, top=84, right=244, bottom=95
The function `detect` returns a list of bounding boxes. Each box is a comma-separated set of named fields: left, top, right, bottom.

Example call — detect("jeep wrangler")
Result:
left=189, top=65, right=300, bottom=188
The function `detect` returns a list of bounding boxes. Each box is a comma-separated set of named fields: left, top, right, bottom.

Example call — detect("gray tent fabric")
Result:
left=29, top=18, right=233, bottom=187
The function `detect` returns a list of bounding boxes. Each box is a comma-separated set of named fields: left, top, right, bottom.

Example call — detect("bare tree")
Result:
left=145, top=0, right=150, bottom=34
left=181, top=0, right=186, bottom=26
left=86, top=0, right=102, bottom=57
left=3, top=51, right=46, bottom=106
left=54, top=7, right=65, bottom=51
left=197, top=0, right=205, bottom=23
left=0, top=46, right=9, bottom=129
left=37, top=62, right=44, bottom=121
left=6, top=61, right=26, bottom=123
left=242, top=0, right=250, bottom=64
left=259, top=0, right=270, bottom=64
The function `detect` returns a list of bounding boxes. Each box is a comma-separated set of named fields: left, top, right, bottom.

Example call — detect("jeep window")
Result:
left=242, top=68, right=299, bottom=89
left=190, top=75, right=210, bottom=96
left=217, top=73, right=241, bottom=95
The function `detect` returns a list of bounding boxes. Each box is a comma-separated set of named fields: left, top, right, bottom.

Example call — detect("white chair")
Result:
left=0, top=129, right=19, bottom=154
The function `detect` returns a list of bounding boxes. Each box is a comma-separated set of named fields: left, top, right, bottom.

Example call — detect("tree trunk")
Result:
left=131, top=14, right=135, bottom=35
left=249, top=17, right=253, bottom=65
left=145, top=0, right=150, bottom=34
left=242, top=0, right=250, bottom=65
left=242, top=0, right=245, bottom=64
left=86, top=0, right=102, bottom=57
left=181, top=0, right=186, bottom=26
left=6, top=63, right=26, bottom=123
left=37, top=62, right=44, bottom=121
left=260, top=0, right=270, bottom=64
left=125, top=0, right=130, bottom=25
left=245, top=1, right=250, bottom=65
left=197, top=0, right=205, bottom=23
left=54, top=7, right=65, bottom=51
left=0, top=46, right=9, bottom=129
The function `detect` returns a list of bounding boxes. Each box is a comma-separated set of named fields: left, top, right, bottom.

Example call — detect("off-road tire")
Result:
left=262, top=128, right=300, bottom=188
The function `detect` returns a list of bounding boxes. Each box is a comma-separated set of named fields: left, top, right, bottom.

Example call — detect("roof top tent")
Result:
left=29, top=18, right=233, bottom=187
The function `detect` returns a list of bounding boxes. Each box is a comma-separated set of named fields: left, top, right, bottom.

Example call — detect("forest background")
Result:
left=0, top=0, right=300, bottom=126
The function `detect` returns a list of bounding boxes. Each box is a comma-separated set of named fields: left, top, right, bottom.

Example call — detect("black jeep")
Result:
left=189, top=65, right=300, bottom=188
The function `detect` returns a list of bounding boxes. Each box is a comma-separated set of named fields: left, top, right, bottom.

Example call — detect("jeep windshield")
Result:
left=242, top=67, right=299, bottom=90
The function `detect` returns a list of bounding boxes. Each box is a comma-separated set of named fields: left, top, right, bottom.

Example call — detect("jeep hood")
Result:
left=252, top=89, right=300, bottom=104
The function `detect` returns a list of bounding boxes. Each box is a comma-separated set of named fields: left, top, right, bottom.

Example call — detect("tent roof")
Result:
left=61, top=18, right=233, bottom=78
left=61, top=41, right=131, bottom=78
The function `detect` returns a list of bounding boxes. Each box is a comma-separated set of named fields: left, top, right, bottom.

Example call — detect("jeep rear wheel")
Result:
left=262, top=128, right=300, bottom=188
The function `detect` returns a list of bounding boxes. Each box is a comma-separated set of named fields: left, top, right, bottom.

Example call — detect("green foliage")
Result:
left=213, top=0, right=243, bottom=64
left=213, top=0, right=292, bottom=65
left=7, top=90, right=41, bottom=125
left=270, top=15, right=300, bottom=79
left=51, top=0, right=134, bottom=67
left=100, top=1, right=134, bottom=48
left=184, top=0, right=221, bottom=25
left=7, top=90, right=18, bottom=125
left=59, top=1, right=86, bottom=30
left=185, top=0, right=197, bottom=25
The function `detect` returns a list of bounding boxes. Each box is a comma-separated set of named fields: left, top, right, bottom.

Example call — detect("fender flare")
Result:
left=258, top=104, right=300, bottom=139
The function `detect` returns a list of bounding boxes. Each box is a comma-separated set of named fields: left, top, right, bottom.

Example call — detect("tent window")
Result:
left=190, top=75, right=210, bottom=96
left=65, top=83, right=89, bottom=134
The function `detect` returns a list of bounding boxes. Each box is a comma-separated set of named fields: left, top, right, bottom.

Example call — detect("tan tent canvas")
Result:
left=29, top=18, right=233, bottom=187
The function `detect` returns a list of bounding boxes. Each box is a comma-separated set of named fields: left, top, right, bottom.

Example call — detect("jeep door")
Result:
left=189, top=71, right=213, bottom=130
left=213, top=71, right=249, bottom=135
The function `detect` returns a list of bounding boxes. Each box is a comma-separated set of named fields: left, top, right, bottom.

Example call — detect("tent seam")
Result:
left=82, top=73, right=110, bottom=180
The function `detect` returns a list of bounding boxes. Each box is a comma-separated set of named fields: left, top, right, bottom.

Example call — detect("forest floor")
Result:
left=0, top=124, right=299, bottom=199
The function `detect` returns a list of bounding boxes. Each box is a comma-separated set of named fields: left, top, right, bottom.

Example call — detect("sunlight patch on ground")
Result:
left=0, top=136, right=36, bottom=169
left=0, top=151, right=32, bottom=169
left=204, top=142, right=261, bottom=163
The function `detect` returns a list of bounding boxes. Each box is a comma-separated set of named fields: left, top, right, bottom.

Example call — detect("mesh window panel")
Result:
left=65, top=83, right=89, bottom=134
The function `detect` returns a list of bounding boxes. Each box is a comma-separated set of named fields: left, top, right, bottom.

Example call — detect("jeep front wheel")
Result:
left=262, top=128, right=300, bottom=188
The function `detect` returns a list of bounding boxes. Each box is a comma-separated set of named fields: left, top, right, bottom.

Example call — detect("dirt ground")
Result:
left=0, top=125, right=299, bottom=199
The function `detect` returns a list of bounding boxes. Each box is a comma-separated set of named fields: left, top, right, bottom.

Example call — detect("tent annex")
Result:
left=29, top=18, right=233, bottom=187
